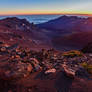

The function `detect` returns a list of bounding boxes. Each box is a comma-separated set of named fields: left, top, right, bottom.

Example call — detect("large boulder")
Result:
left=45, top=68, right=56, bottom=74
left=62, top=62, right=89, bottom=79
left=29, top=58, right=42, bottom=72
left=62, top=63, right=76, bottom=78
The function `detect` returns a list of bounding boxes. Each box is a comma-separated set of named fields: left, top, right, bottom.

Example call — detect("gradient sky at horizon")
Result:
left=0, top=0, right=92, bottom=15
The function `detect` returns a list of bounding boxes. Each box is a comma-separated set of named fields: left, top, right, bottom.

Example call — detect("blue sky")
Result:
left=0, top=0, right=92, bottom=15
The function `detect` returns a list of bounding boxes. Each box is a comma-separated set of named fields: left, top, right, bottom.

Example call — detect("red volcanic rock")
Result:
left=29, top=58, right=42, bottom=72
left=62, top=63, right=75, bottom=78
left=0, top=47, right=91, bottom=92
left=0, top=47, right=7, bottom=52
left=45, top=68, right=56, bottom=74
left=0, top=61, right=33, bottom=80
left=0, top=70, right=91, bottom=92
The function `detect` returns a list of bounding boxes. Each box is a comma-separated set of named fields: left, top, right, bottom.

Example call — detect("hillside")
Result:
left=52, top=32, right=92, bottom=50
left=0, top=17, right=51, bottom=51
left=38, top=15, right=92, bottom=50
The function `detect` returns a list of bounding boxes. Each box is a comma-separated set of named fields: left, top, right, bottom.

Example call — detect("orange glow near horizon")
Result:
left=0, top=8, right=92, bottom=16
left=0, top=0, right=92, bottom=16
left=1, top=11, right=92, bottom=16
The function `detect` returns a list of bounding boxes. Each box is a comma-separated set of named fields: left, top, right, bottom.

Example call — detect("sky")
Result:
left=0, top=0, right=92, bottom=15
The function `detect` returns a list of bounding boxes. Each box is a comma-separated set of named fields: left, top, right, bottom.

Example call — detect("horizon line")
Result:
left=0, top=13, right=92, bottom=16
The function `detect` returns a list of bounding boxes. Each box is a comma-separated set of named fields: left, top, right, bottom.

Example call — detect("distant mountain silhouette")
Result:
left=37, top=15, right=92, bottom=50
left=37, top=15, right=92, bottom=32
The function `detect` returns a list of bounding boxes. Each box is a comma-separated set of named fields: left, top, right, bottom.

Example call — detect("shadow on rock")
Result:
left=55, top=71, right=73, bottom=92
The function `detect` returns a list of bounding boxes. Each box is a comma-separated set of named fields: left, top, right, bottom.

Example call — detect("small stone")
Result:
left=27, top=64, right=33, bottom=72
left=1, top=47, right=6, bottom=52
left=8, top=90, right=12, bottom=92
left=45, top=68, right=56, bottom=74
left=15, top=55, right=20, bottom=58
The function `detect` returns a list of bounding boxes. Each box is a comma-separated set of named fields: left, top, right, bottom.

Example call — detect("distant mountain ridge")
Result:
left=37, top=15, right=92, bottom=50
left=37, top=15, right=92, bottom=32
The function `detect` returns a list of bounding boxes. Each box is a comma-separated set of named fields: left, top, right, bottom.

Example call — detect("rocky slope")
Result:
left=0, top=42, right=92, bottom=92
left=0, top=17, right=52, bottom=51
